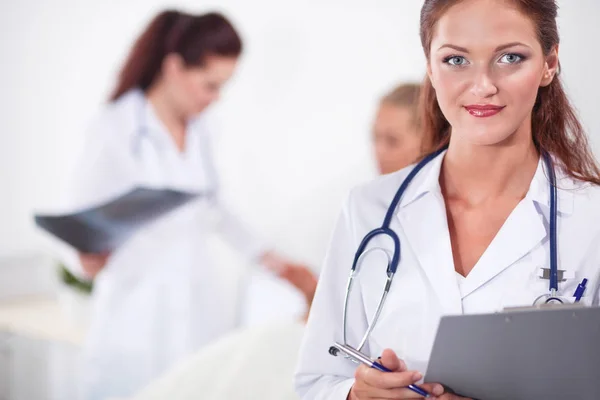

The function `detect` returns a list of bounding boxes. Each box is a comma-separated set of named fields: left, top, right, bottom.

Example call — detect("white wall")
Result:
left=1, top=0, right=599, bottom=266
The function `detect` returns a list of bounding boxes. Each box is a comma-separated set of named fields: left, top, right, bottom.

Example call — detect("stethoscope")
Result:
left=330, top=145, right=562, bottom=359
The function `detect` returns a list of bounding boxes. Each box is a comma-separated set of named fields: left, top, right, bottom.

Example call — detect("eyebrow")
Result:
left=437, top=42, right=530, bottom=52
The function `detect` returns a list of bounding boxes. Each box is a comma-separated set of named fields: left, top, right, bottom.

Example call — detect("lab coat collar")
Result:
left=525, top=157, right=574, bottom=216
left=122, top=88, right=204, bottom=149
left=394, top=149, right=576, bottom=304
left=397, top=149, right=445, bottom=209
left=396, top=149, right=575, bottom=215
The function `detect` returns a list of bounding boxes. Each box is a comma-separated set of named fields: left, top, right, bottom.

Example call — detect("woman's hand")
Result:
left=348, top=349, right=445, bottom=399
left=260, top=251, right=318, bottom=305
left=432, top=394, right=472, bottom=400
left=79, top=252, right=110, bottom=279
left=277, top=263, right=318, bottom=306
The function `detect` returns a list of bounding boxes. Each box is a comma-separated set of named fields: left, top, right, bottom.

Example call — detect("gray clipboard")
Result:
left=424, top=305, right=600, bottom=400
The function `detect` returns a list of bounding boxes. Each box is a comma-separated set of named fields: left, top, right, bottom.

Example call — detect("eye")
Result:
left=499, top=53, right=524, bottom=64
left=443, top=55, right=469, bottom=66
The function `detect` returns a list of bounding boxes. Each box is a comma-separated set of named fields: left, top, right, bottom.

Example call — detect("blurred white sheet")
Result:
left=130, top=321, right=306, bottom=400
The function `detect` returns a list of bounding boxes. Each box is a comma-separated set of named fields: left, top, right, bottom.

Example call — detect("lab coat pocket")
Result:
left=572, top=296, right=593, bottom=306
left=501, top=262, right=591, bottom=308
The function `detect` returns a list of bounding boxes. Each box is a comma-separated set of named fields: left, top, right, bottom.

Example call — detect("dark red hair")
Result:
left=418, top=0, right=600, bottom=184
left=110, top=10, right=242, bottom=101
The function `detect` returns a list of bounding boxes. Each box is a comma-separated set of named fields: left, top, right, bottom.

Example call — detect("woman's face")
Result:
left=372, top=103, right=422, bottom=175
left=165, top=54, right=238, bottom=118
left=427, top=0, right=558, bottom=147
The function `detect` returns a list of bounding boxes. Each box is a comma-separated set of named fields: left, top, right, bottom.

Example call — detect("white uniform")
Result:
left=294, top=149, right=600, bottom=399
left=62, top=89, right=267, bottom=400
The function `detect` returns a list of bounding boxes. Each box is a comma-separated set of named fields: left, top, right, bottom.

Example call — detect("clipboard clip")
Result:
left=502, top=302, right=587, bottom=313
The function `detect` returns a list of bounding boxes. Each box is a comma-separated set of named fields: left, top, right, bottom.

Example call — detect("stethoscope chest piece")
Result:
left=533, top=292, right=564, bottom=306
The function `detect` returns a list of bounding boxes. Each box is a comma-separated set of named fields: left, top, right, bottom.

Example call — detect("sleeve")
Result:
left=52, top=111, right=137, bottom=279
left=211, top=200, right=269, bottom=262
left=65, top=114, right=137, bottom=208
left=294, top=190, right=371, bottom=399
left=194, top=117, right=270, bottom=262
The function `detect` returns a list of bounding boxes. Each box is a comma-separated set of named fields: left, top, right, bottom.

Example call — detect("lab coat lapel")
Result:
left=458, top=155, right=572, bottom=298
left=459, top=196, right=547, bottom=299
left=397, top=194, right=463, bottom=315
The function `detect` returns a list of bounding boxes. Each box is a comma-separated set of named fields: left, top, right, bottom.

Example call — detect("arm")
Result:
left=53, top=112, right=137, bottom=279
left=210, top=202, right=270, bottom=262
left=293, top=191, right=457, bottom=400
left=211, top=202, right=317, bottom=292
left=294, top=191, right=369, bottom=399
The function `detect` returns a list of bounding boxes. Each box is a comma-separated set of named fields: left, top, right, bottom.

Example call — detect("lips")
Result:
left=464, top=104, right=505, bottom=117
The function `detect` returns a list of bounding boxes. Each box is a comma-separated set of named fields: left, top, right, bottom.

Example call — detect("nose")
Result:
left=470, top=67, right=498, bottom=99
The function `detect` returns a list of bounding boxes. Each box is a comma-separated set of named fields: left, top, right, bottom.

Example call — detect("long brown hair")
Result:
left=419, top=0, right=600, bottom=185
left=110, top=10, right=242, bottom=101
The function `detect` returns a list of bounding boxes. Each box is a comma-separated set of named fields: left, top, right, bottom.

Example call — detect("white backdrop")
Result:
left=1, top=0, right=599, bottom=269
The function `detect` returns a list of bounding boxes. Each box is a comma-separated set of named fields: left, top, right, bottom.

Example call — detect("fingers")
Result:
left=260, top=251, right=286, bottom=273
left=80, top=252, right=110, bottom=263
left=379, top=348, right=403, bottom=372
left=355, top=364, right=421, bottom=390
left=79, top=252, right=110, bottom=278
left=431, top=394, right=471, bottom=400
left=352, top=372, right=437, bottom=399
left=278, top=264, right=318, bottom=295
left=418, top=383, right=445, bottom=398
left=353, top=384, right=430, bottom=399
left=352, top=349, right=446, bottom=399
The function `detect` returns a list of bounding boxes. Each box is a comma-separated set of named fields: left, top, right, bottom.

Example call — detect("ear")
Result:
left=162, top=53, right=186, bottom=79
left=540, top=45, right=559, bottom=87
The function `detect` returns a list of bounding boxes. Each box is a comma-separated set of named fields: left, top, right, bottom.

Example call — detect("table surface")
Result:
left=0, top=296, right=86, bottom=346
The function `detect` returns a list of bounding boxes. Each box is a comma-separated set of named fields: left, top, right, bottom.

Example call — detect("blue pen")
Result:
left=329, top=342, right=431, bottom=398
left=573, top=278, right=588, bottom=302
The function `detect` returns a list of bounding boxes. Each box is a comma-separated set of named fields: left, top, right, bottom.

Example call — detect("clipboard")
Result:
left=424, top=305, right=600, bottom=400
left=34, top=187, right=202, bottom=253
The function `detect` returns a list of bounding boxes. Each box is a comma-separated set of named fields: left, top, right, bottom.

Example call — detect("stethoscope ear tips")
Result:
left=328, top=346, right=340, bottom=357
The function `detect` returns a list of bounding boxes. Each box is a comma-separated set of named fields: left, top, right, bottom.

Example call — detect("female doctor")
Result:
left=295, top=0, right=600, bottom=399
left=63, top=10, right=307, bottom=400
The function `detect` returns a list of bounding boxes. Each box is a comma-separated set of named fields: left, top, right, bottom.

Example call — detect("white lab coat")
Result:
left=61, top=89, right=267, bottom=400
left=294, top=149, right=600, bottom=399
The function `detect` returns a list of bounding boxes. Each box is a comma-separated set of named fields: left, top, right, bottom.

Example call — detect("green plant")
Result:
left=58, top=263, right=93, bottom=295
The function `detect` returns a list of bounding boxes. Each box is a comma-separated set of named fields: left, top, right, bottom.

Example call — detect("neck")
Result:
left=146, top=83, right=187, bottom=151
left=441, top=134, right=539, bottom=206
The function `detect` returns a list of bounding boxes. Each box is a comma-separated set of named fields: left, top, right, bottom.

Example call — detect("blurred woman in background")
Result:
left=123, top=81, right=428, bottom=400
left=63, top=10, right=308, bottom=400
left=373, top=83, right=425, bottom=175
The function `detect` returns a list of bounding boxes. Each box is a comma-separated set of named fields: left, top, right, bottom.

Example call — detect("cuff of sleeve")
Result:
left=332, top=378, right=355, bottom=400
left=244, top=240, right=270, bottom=264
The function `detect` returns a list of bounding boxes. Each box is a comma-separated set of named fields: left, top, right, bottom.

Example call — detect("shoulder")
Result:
left=547, top=165, right=600, bottom=242
left=342, top=163, right=419, bottom=227
left=347, top=149, right=439, bottom=208
left=83, top=89, right=144, bottom=145
left=188, top=110, right=217, bottom=145
left=564, top=178, right=600, bottom=221
left=352, top=168, right=412, bottom=203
